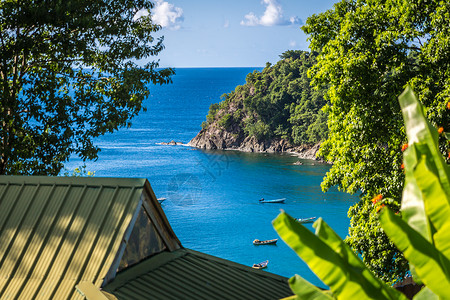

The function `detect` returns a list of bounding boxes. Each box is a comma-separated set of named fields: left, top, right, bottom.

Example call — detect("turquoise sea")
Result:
left=65, top=68, right=358, bottom=288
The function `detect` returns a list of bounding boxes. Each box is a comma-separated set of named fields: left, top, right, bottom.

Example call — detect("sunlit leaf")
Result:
left=399, top=86, right=450, bottom=199
left=413, top=156, right=450, bottom=258
left=280, top=296, right=298, bottom=300
left=380, top=208, right=450, bottom=298
left=289, top=275, right=333, bottom=300
left=401, top=144, right=430, bottom=241
left=273, top=212, right=406, bottom=300
left=398, top=86, right=450, bottom=284
left=412, top=287, right=438, bottom=300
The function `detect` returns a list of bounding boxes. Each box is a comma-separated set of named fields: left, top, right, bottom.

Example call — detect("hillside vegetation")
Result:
left=190, top=51, right=327, bottom=153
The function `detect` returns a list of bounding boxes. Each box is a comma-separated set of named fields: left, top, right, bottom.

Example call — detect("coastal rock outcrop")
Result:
left=188, top=126, right=322, bottom=161
left=158, top=140, right=184, bottom=145
left=294, top=143, right=321, bottom=160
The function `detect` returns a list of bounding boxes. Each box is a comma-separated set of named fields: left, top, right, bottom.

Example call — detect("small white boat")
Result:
left=296, top=217, right=317, bottom=223
left=252, top=260, right=269, bottom=269
left=259, top=198, right=285, bottom=204
left=253, top=239, right=278, bottom=245
left=157, top=197, right=166, bottom=204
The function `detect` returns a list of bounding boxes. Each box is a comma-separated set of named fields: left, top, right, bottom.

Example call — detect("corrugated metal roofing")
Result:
left=0, top=176, right=152, bottom=299
left=103, top=248, right=294, bottom=300
left=0, top=176, right=293, bottom=300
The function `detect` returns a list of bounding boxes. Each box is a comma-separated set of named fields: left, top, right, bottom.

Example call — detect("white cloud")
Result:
left=289, top=16, right=301, bottom=25
left=133, top=1, right=184, bottom=30
left=133, top=8, right=149, bottom=21
left=224, top=20, right=230, bottom=28
left=153, top=0, right=184, bottom=29
left=259, top=0, right=284, bottom=26
left=240, top=0, right=302, bottom=27
left=289, top=40, right=297, bottom=47
left=241, top=12, right=260, bottom=26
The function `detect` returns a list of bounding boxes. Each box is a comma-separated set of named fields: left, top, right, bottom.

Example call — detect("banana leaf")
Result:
left=401, top=144, right=430, bottom=240
left=399, top=86, right=450, bottom=208
left=289, top=275, right=333, bottom=300
left=413, top=156, right=450, bottom=258
left=281, top=296, right=297, bottom=300
left=413, top=287, right=438, bottom=300
left=273, top=212, right=406, bottom=300
left=398, top=86, right=450, bottom=283
left=379, top=208, right=450, bottom=298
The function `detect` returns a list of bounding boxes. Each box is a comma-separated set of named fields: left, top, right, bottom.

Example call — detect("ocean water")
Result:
left=65, top=67, right=358, bottom=288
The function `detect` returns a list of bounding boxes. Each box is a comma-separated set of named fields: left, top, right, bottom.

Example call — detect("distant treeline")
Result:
left=202, top=50, right=327, bottom=145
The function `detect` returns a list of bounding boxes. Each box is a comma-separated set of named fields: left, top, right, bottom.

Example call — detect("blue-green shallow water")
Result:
left=65, top=68, right=358, bottom=288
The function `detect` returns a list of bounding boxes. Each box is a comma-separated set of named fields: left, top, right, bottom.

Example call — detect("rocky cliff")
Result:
left=188, top=125, right=322, bottom=161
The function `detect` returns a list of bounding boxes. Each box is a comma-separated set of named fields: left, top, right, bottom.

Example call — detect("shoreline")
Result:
left=157, top=140, right=324, bottom=162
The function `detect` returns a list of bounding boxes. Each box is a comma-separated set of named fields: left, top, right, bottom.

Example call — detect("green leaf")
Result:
left=414, top=155, right=450, bottom=258
left=398, top=89, right=431, bottom=242
left=273, top=212, right=406, bottom=300
left=289, top=275, right=333, bottom=300
left=399, top=86, right=450, bottom=199
left=413, top=287, right=438, bottom=300
left=445, top=132, right=450, bottom=140
left=401, top=143, right=430, bottom=241
left=398, top=86, right=450, bottom=284
left=380, top=208, right=450, bottom=298
left=280, top=296, right=298, bottom=300
left=313, top=217, right=405, bottom=299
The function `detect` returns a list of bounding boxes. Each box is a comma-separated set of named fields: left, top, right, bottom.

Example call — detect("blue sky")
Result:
left=141, top=0, right=339, bottom=67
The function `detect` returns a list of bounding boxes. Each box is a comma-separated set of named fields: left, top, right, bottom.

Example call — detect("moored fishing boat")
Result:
left=253, top=238, right=278, bottom=245
left=259, top=198, right=285, bottom=204
left=157, top=197, right=166, bottom=204
left=252, top=260, right=269, bottom=269
left=296, top=217, right=317, bottom=223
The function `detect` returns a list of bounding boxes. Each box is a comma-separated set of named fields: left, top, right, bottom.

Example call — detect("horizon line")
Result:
left=160, top=66, right=264, bottom=69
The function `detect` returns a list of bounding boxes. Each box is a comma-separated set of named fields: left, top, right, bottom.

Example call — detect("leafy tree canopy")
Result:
left=204, top=50, right=327, bottom=146
left=0, top=0, right=173, bottom=175
left=303, top=0, right=450, bottom=282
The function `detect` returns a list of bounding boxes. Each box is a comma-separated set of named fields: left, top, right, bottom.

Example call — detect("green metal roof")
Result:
left=0, top=176, right=180, bottom=299
left=0, top=176, right=293, bottom=299
left=103, top=248, right=294, bottom=300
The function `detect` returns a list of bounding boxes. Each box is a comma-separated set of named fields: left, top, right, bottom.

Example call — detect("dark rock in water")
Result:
left=158, top=140, right=183, bottom=146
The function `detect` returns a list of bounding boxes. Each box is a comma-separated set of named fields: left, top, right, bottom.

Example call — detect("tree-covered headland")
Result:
left=198, top=50, right=327, bottom=150
left=303, top=0, right=450, bottom=283
left=0, top=0, right=173, bottom=175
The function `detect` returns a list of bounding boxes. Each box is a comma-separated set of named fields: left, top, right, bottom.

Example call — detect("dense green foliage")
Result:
left=303, top=0, right=450, bottom=282
left=274, top=213, right=407, bottom=300
left=273, top=87, right=450, bottom=299
left=203, top=50, right=327, bottom=145
left=0, top=0, right=173, bottom=175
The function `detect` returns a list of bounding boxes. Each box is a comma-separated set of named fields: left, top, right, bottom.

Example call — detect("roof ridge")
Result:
left=104, top=249, right=188, bottom=291
left=0, top=176, right=147, bottom=189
